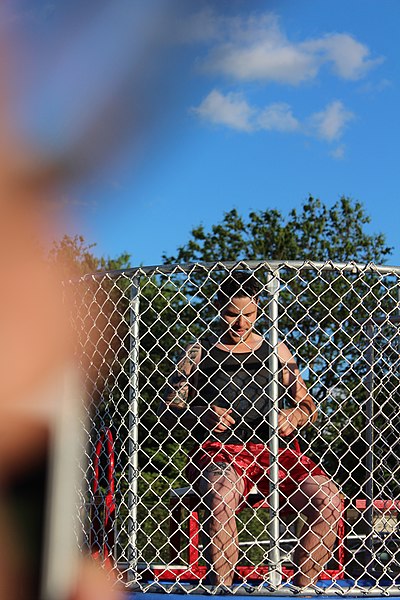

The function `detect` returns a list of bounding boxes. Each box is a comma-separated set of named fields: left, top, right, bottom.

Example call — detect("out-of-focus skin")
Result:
left=0, top=201, right=122, bottom=600
left=0, top=203, right=68, bottom=464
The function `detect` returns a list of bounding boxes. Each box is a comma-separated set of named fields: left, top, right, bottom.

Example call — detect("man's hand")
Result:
left=278, top=408, right=302, bottom=437
left=196, top=405, right=235, bottom=433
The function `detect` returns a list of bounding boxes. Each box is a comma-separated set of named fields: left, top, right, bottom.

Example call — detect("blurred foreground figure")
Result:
left=0, top=3, right=152, bottom=599
left=0, top=173, right=123, bottom=600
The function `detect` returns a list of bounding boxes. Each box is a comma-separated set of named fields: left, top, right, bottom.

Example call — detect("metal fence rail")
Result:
left=75, top=261, right=400, bottom=594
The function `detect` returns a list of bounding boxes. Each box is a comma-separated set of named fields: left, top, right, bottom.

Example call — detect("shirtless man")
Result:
left=158, top=271, right=340, bottom=588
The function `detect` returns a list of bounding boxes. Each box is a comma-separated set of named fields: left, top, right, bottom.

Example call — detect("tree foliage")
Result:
left=163, top=196, right=392, bottom=264
left=49, top=234, right=131, bottom=279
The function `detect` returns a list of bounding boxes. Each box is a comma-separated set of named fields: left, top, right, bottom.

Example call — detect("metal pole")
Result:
left=364, top=320, right=375, bottom=571
left=127, top=277, right=140, bottom=580
left=267, top=272, right=282, bottom=587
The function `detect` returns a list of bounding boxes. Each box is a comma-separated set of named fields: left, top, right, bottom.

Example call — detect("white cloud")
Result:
left=257, top=103, right=300, bottom=132
left=304, top=33, right=384, bottom=80
left=309, top=100, right=354, bottom=141
left=206, top=41, right=317, bottom=85
left=200, top=14, right=317, bottom=84
left=192, top=91, right=355, bottom=147
left=197, top=12, right=382, bottom=85
left=186, top=11, right=373, bottom=153
left=191, top=89, right=254, bottom=132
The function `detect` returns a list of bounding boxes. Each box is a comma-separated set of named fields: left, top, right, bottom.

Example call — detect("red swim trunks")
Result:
left=186, top=440, right=327, bottom=501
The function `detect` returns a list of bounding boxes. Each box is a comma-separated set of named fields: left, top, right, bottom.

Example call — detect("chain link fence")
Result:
left=75, top=261, right=400, bottom=595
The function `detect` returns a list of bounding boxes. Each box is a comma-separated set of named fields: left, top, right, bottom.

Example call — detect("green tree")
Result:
left=49, top=234, right=131, bottom=278
left=163, top=196, right=391, bottom=264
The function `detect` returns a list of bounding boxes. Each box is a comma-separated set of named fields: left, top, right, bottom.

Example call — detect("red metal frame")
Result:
left=91, top=428, right=116, bottom=566
left=166, top=490, right=346, bottom=582
left=355, top=498, right=400, bottom=511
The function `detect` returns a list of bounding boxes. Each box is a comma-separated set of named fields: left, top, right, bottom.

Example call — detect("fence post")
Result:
left=364, top=319, right=375, bottom=573
left=127, top=277, right=140, bottom=580
left=266, top=271, right=282, bottom=587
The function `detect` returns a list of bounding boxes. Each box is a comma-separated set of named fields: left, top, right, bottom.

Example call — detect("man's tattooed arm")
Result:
left=157, top=343, right=201, bottom=425
left=161, top=344, right=201, bottom=407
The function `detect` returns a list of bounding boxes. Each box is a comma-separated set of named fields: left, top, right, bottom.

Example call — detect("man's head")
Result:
left=215, top=272, right=261, bottom=344
left=216, top=271, right=261, bottom=306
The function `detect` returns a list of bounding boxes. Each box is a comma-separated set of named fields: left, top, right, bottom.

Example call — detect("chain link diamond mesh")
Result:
left=75, top=261, right=400, bottom=594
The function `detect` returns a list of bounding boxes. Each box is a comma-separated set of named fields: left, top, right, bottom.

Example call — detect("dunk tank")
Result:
left=75, top=260, right=400, bottom=596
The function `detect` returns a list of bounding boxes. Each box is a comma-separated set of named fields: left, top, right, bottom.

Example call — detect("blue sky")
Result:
left=9, top=1, right=400, bottom=267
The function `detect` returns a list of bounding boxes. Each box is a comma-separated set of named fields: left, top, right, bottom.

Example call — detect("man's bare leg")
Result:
left=198, top=463, right=245, bottom=586
left=288, top=475, right=341, bottom=587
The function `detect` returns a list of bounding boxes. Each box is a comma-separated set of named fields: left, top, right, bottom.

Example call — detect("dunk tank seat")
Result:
left=166, top=484, right=346, bottom=582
